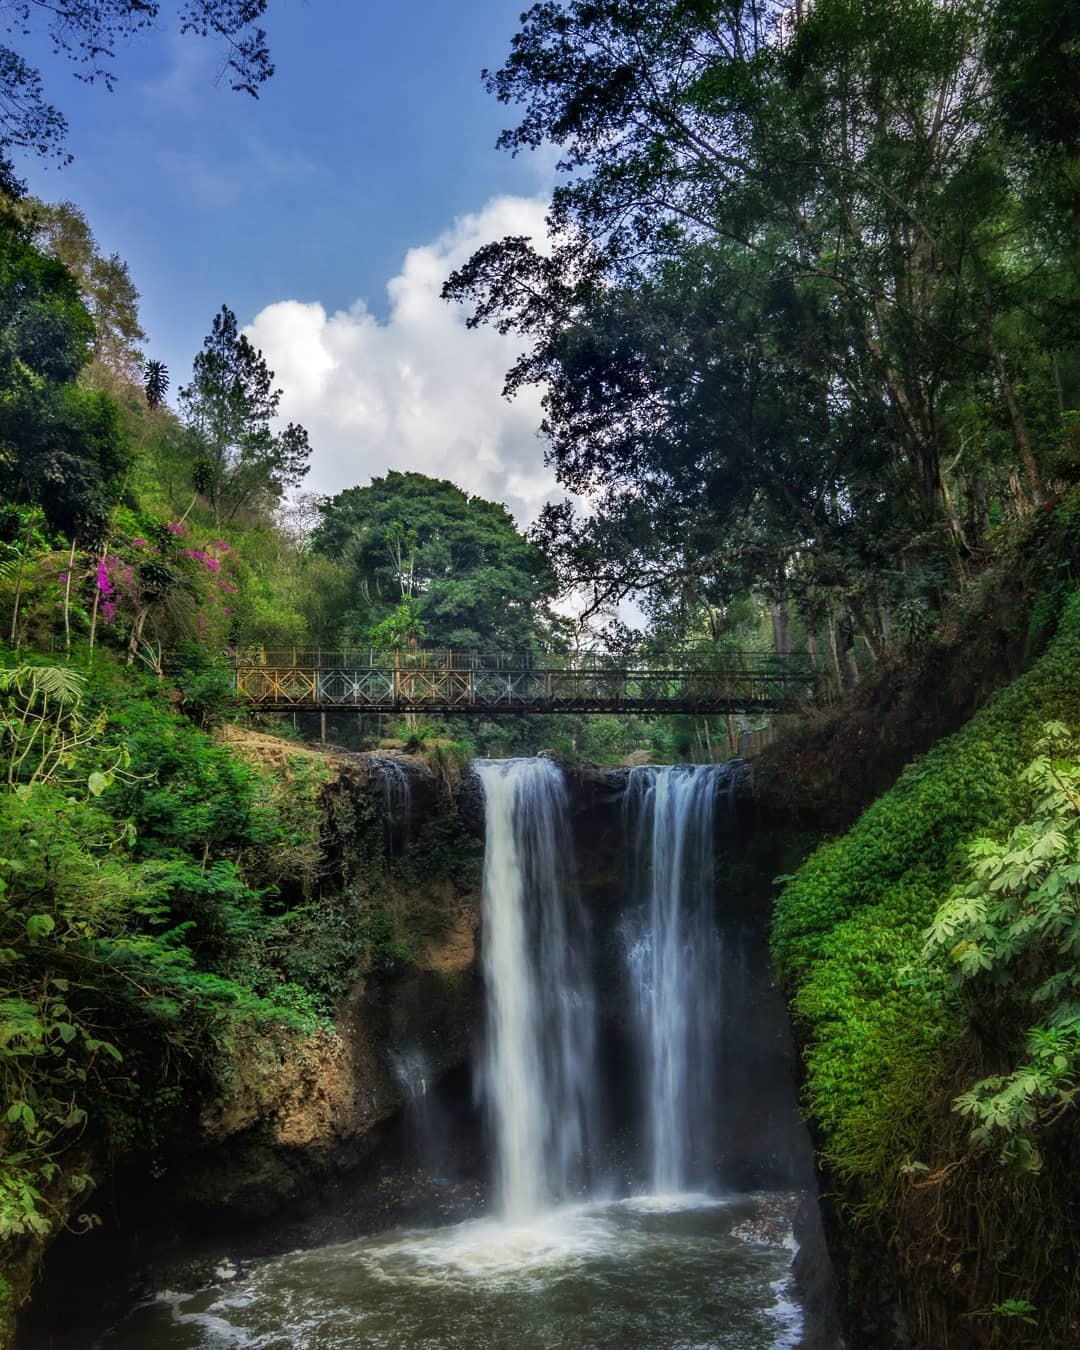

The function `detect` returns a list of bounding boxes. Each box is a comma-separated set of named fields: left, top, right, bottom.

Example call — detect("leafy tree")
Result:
left=0, top=214, right=130, bottom=548
left=0, top=211, right=91, bottom=389
left=0, top=0, right=275, bottom=163
left=143, top=359, right=169, bottom=409
left=310, top=471, right=559, bottom=650
left=517, top=246, right=900, bottom=647
left=179, top=304, right=311, bottom=524
left=367, top=596, right=426, bottom=651
left=986, top=0, right=1080, bottom=157
left=16, top=198, right=146, bottom=380
left=447, top=0, right=1078, bottom=650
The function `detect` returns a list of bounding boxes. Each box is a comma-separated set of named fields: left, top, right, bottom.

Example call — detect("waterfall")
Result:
left=388, top=1046, right=441, bottom=1170
left=475, top=758, right=598, bottom=1220
left=624, top=764, right=726, bottom=1194
left=372, top=755, right=412, bottom=852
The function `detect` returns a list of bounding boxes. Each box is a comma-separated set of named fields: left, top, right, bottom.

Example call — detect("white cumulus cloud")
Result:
left=244, top=195, right=561, bottom=528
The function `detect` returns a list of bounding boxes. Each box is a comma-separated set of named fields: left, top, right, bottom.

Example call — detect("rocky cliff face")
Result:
left=171, top=733, right=485, bottom=1215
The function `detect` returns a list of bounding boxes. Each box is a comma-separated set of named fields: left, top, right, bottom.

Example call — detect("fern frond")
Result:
left=0, top=666, right=85, bottom=708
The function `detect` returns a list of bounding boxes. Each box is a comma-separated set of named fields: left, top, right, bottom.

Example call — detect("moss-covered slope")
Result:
left=772, top=567, right=1080, bottom=1345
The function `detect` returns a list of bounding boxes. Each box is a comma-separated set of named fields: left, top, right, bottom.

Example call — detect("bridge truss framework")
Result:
left=230, top=649, right=813, bottom=716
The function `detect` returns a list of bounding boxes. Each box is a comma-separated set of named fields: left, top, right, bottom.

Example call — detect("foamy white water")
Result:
left=95, top=1195, right=807, bottom=1349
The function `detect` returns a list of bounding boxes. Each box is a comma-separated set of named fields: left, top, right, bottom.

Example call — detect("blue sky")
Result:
left=10, top=0, right=561, bottom=523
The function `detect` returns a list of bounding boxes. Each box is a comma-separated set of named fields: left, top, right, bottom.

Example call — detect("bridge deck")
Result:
left=230, top=650, right=812, bottom=716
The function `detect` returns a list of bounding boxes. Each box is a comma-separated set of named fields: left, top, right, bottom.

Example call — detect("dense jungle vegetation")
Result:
left=0, top=0, right=1076, bottom=1345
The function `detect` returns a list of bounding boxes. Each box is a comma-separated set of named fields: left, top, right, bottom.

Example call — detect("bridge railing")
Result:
left=226, top=648, right=816, bottom=713
left=226, top=647, right=815, bottom=675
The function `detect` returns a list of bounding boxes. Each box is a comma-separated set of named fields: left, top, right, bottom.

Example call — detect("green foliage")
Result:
left=0, top=213, right=131, bottom=547
left=0, top=664, right=113, bottom=788
left=179, top=305, right=311, bottom=525
left=311, top=470, right=559, bottom=650
left=773, top=588, right=1080, bottom=990
left=449, top=0, right=1079, bottom=661
left=923, top=722, right=1080, bottom=1173
left=17, top=197, right=146, bottom=379
left=368, top=597, right=425, bottom=651
left=143, top=359, right=168, bottom=409
left=422, top=737, right=476, bottom=800
left=391, top=812, right=483, bottom=901
left=168, top=642, right=238, bottom=725
left=0, top=212, right=91, bottom=388
left=772, top=575, right=1080, bottom=1337
left=991, top=1298, right=1038, bottom=1326
left=0, top=654, right=341, bottom=1253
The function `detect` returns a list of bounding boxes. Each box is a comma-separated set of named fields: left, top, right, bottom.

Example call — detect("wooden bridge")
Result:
left=230, top=649, right=813, bottom=716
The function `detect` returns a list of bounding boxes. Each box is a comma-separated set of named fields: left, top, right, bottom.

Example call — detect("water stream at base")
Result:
left=94, top=1193, right=806, bottom=1349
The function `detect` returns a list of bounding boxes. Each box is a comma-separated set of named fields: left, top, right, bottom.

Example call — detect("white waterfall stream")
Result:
left=624, top=764, right=726, bottom=1194
left=475, top=757, right=598, bottom=1219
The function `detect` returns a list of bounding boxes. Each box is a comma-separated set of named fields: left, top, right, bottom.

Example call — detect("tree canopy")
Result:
left=0, top=210, right=129, bottom=543
left=446, top=0, right=1079, bottom=658
left=16, top=197, right=146, bottom=381
left=179, top=304, right=311, bottom=525
left=311, top=471, right=559, bottom=651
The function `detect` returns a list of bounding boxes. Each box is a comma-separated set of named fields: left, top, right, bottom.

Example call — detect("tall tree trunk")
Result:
left=769, top=597, right=791, bottom=661
left=1051, top=353, right=1066, bottom=417
left=62, top=538, right=76, bottom=656
left=827, top=613, right=843, bottom=682
left=974, top=257, right=1047, bottom=506
left=964, top=473, right=990, bottom=551
left=849, top=597, right=884, bottom=661
left=88, top=555, right=102, bottom=652
left=8, top=511, right=36, bottom=644
left=989, top=331, right=1046, bottom=508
